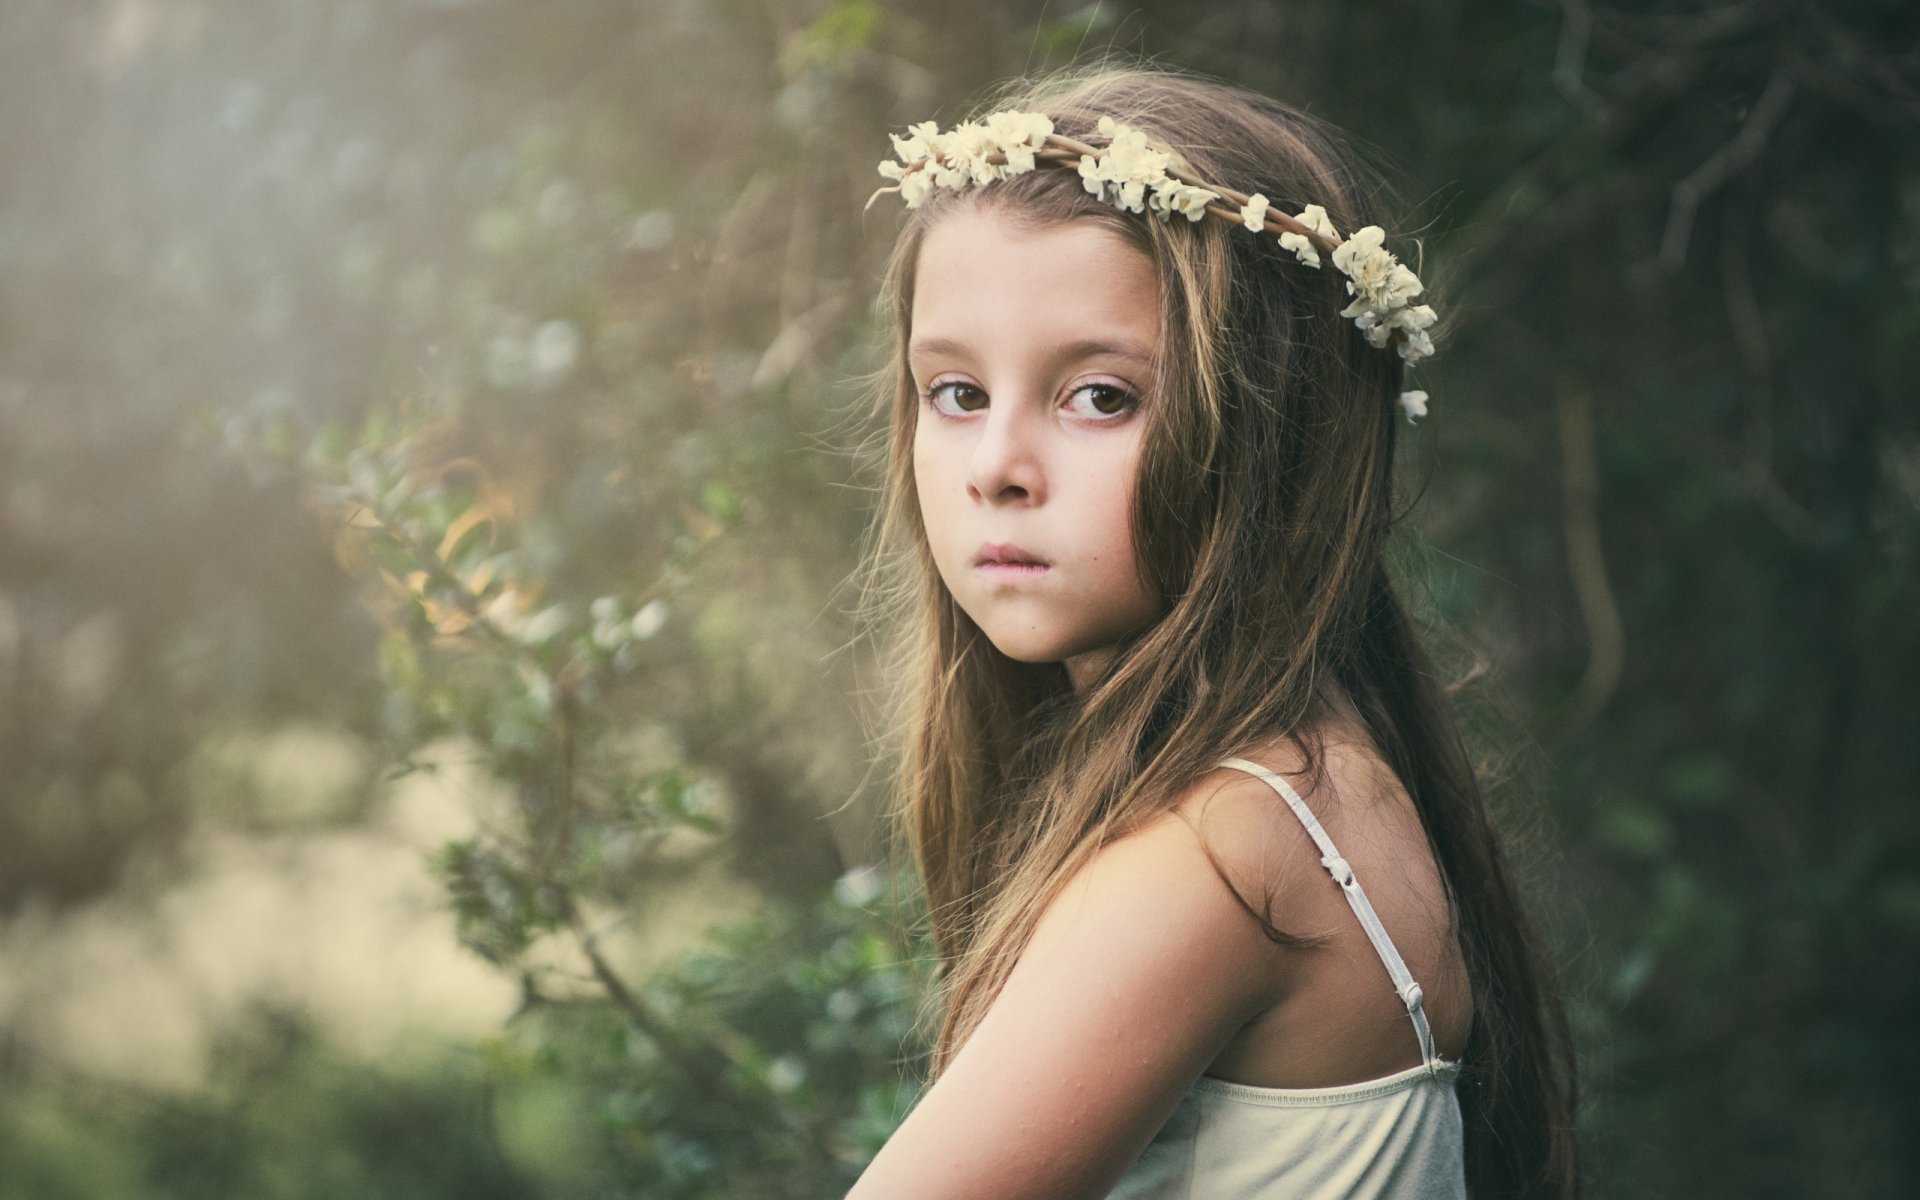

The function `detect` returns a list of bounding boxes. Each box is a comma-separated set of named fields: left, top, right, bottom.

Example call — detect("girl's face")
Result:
left=909, top=204, right=1164, bottom=690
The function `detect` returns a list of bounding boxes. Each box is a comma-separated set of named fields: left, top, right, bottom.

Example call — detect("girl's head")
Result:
left=877, top=65, right=1410, bottom=702
left=908, top=204, right=1163, bottom=689
left=856, top=61, right=1575, bottom=1200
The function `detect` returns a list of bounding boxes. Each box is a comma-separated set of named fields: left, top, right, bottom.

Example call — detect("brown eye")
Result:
left=1064, top=382, right=1137, bottom=420
left=925, top=381, right=986, bottom=416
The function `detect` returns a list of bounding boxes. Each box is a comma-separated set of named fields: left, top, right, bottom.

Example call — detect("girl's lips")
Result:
left=975, top=541, right=1048, bottom=567
left=974, top=542, right=1050, bottom=581
left=976, top=561, right=1050, bottom=580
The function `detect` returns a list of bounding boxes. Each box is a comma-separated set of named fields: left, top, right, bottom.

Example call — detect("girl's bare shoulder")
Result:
left=1158, top=722, right=1472, bottom=1074
left=1157, top=722, right=1419, bottom=936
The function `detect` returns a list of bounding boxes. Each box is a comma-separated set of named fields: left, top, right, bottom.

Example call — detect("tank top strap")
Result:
left=1216, top=756, right=1444, bottom=1075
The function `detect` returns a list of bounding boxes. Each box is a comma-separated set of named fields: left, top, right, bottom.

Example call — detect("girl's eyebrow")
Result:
left=907, top=335, right=1154, bottom=368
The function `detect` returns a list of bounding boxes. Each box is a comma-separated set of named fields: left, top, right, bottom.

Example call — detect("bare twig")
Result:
left=751, top=289, right=852, bottom=394
left=573, top=913, right=717, bottom=1074
left=1554, top=377, right=1625, bottom=735
left=537, top=681, right=576, bottom=876
left=1555, top=0, right=1608, bottom=118
left=1655, top=66, right=1797, bottom=272
left=1453, top=2, right=1776, bottom=298
left=1720, top=184, right=1821, bottom=546
left=571, top=910, right=845, bottom=1162
left=700, top=168, right=782, bottom=351
left=1809, top=5, right=1920, bottom=121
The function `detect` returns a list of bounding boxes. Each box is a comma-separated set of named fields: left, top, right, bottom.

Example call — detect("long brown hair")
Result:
left=852, top=60, right=1578, bottom=1199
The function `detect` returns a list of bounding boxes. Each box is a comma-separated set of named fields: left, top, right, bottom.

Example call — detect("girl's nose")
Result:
left=965, top=401, right=1045, bottom=505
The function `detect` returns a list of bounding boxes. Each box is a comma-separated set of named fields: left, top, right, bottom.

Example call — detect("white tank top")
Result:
left=1105, top=757, right=1467, bottom=1200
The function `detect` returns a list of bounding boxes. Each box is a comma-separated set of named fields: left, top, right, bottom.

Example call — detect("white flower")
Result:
left=630, top=599, right=668, bottom=640
left=875, top=110, right=1058, bottom=210
left=1075, top=152, right=1105, bottom=199
left=1073, top=116, right=1217, bottom=221
left=482, top=586, right=527, bottom=630
left=945, top=122, right=1001, bottom=186
left=1276, top=204, right=1340, bottom=268
left=766, top=1055, right=808, bottom=1094
left=870, top=112, right=1443, bottom=388
left=897, top=167, right=936, bottom=208
left=993, top=109, right=1055, bottom=146
left=1079, top=116, right=1176, bottom=215
left=1332, top=225, right=1392, bottom=295
left=887, top=123, right=956, bottom=192
left=1149, top=180, right=1216, bottom=222
left=887, top=120, right=939, bottom=165
left=983, top=109, right=1053, bottom=172
left=925, top=128, right=972, bottom=190
left=1295, top=204, right=1338, bottom=238
left=833, top=863, right=888, bottom=907
left=1278, top=230, right=1320, bottom=268
left=1387, top=303, right=1438, bottom=333
left=1399, top=390, right=1429, bottom=423
left=1328, top=224, right=1435, bottom=363
left=511, top=602, right=570, bottom=646
left=826, top=988, right=863, bottom=1023
left=530, top=319, right=580, bottom=381
left=1398, top=328, right=1436, bottom=363
left=1384, top=264, right=1423, bottom=308
left=1351, top=308, right=1393, bottom=349
left=1334, top=229, right=1425, bottom=313
left=876, top=152, right=935, bottom=208
left=1169, top=181, right=1216, bottom=220
left=1117, top=139, right=1172, bottom=183
left=591, top=595, right=627, bottom=647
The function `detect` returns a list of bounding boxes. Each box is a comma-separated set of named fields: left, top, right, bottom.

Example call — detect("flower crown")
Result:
left=869, top=110, right=1435, bottom=424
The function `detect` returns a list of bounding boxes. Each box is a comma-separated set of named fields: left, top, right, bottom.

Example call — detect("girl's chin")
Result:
left=971, top=623, right=1074, bottom=665
left=976, top=625, right=1110, bottom=669
left=982, top=636, right=1068, bottom=664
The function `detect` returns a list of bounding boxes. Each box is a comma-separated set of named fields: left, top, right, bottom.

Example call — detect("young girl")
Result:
left=844, top=62, right=1579, bottom=1200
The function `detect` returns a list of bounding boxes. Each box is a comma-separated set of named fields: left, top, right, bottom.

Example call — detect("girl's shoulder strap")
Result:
left=1215, top=756, right=1446, bottom=1074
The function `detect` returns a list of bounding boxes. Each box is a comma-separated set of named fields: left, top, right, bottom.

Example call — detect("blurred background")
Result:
left=1, top=1, right=1915, bottom=1197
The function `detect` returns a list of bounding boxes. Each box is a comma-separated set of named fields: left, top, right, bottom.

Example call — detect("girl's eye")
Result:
left=924, top=380, right=986, bottom=416
left=1064, top=381, right=1137, bottom=421
left=920, top=378, right=1138, bottom=421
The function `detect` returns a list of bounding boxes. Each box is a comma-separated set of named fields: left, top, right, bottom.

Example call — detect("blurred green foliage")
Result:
left=0, top=1006, right=539, bottom=1200
left=1, top=0, right=1917, bottom=1197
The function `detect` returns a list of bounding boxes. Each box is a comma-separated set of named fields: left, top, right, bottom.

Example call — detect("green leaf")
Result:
left=1593, top=793, right=1673, bottom=859
left=701, top=481, right=741, bottom=525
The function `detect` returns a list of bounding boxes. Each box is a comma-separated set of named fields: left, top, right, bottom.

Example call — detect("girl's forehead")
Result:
left=914, top=204, right=1149, bottom=274
left=909, top=207, right=1159, bottom=348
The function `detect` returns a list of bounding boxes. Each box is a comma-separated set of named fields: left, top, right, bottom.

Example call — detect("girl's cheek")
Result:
left=914, top=433, right=961, bottom=489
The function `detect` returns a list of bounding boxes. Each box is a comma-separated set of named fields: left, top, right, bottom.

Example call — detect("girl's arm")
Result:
left=845, top=802, right=1286, bottom=1200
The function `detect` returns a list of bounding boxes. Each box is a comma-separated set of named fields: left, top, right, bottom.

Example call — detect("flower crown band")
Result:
left=869, top=110, right=1434, bottom=424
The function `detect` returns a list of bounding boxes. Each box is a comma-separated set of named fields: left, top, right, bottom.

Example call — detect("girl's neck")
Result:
left=1062, top=650, right=1370, bottom=757
left=1315, top=675, right=1375, bottom=747
left=1063, top=646, right=1115, bottom=693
